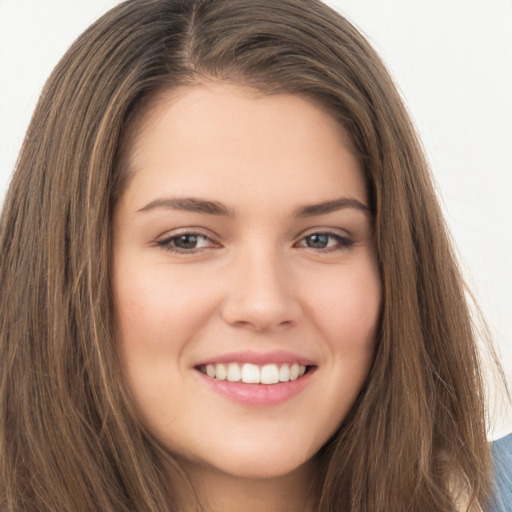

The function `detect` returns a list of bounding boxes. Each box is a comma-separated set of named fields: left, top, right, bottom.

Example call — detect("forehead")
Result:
left=120, top=82, right=367, bottom=211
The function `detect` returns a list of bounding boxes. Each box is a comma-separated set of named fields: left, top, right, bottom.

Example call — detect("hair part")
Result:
left=0, top=0, right=495, bottom=510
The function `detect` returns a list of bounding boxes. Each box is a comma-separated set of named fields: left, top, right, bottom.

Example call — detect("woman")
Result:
left=0, top=0, right=507, bottom=510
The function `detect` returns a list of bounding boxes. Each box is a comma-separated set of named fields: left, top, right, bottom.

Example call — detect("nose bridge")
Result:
left=220, top=241, right=302, bottom=331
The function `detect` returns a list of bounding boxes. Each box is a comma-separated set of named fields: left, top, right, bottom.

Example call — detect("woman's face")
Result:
left=113, top=83, right=381, bottom=482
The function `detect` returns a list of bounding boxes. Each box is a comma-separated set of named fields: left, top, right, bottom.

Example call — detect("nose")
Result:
left=220, top=248, right=303, bottom=332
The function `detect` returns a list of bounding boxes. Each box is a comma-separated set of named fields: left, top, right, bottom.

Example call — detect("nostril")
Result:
left=221, top=297, right=303, bottom=332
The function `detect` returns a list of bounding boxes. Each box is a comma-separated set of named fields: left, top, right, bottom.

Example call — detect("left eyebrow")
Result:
left=294, top=197, right=372, bottom=218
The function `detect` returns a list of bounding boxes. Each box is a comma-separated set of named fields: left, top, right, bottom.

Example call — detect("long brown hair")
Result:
left=0, top=0, right=494, bottom=510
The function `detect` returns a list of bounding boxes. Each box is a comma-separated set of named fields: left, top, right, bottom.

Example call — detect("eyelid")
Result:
left=153, top=227, right=221, bottom=252
left=298, top=225, right=351, bottom=237
left=295, top=226, right=352, bottom=243
left=156, top=226, right=217, bottom=238
left=294, top=227, right=355, bottom=251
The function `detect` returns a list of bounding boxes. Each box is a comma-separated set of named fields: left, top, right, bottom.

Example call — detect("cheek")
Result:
left=114, top=264, right=220, bottom=356
left=305, top=263, right=380, bottom=431
left=113, top=266, right=222, bottom=430
left=305, top=261, right=381, bottom=349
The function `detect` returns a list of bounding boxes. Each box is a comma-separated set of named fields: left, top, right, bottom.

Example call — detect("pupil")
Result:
left=175, top=234, right=198, bottom=249
left=307, top=234, right=328, bottom=248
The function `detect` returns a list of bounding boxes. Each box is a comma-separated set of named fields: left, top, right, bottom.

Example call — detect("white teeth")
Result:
left=241, top=363, right=260, bottom=383
left=215, top=363, right=227, bottom=380
left=278, top=364, right=290, bottom=382
left=201, top=362, right=307, bottom=384
left=227, top=363, right=241, bottom=382
left=289, top=363, right=300, bottom=381
left=261, top=364, right=279, bottom=384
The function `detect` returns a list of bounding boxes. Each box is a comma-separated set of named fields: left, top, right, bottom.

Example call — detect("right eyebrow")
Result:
left=136, top=197, right=234, bottom=217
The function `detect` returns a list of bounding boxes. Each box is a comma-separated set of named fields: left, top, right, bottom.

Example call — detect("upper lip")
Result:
left=194, top=350, right=316, bottom=367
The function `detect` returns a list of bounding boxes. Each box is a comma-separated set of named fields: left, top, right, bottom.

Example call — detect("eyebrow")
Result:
left=137, top=197, right=234, bottom=216
left=294, top=197, right=372, bottom=217
left=137, top=196, right=372, bottom=217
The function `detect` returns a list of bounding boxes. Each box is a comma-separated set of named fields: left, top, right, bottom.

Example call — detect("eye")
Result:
left=155, top=232, right=219, bottom=253
left=296, top=231, right=354, bottom=252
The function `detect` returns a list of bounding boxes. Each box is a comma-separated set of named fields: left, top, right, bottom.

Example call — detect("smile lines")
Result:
left=198, top=362, right=308, bottom=385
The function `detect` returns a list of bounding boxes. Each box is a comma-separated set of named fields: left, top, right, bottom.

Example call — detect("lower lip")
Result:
left=196, top=368, right=315, bottom=406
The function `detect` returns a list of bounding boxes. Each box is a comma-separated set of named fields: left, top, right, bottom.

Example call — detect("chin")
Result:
left=172, top=437, right=318, bottom=482
left=219, top=455, right=313, bottom=480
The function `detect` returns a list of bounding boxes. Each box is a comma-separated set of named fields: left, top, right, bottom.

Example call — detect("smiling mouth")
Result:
left=197, top=362, right=313, bottom=385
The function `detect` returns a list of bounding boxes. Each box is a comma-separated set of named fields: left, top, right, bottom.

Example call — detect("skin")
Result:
left=113, top=83, right=382, bottom=511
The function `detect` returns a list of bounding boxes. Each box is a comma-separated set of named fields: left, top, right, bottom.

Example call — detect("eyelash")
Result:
left=155, top=232, right=219, bottom=254
left=295, top=231, right=355, bottom=252
left=154, top=230, right=354, bottom=254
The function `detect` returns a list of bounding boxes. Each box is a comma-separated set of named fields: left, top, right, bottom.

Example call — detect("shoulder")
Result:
left=489, top=433, right=512, bottom=512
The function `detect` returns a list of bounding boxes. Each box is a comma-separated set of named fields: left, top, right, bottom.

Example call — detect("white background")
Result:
left=0, top=0, right=511, bottom=436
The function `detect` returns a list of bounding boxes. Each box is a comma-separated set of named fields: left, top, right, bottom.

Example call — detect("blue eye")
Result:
left=305, top=234, right=330, bottom=249
left=172, top=234, right=202, bottom=249
left=298, top=232, right=354, bottom=252
left=156, top=233, right=216, bottom=253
